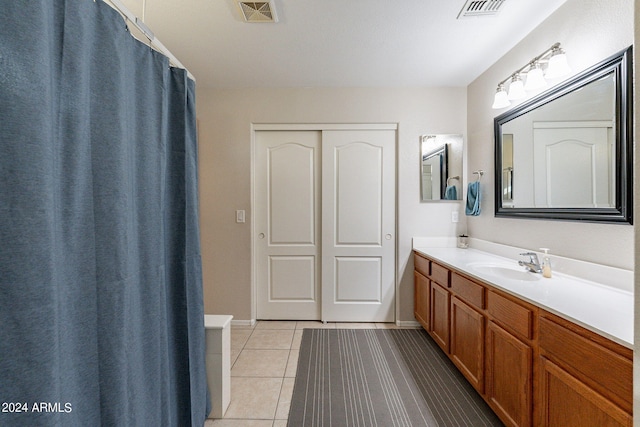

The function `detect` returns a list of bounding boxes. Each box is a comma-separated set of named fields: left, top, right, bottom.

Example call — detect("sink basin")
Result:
left=469, top=262, right=541, bottom=282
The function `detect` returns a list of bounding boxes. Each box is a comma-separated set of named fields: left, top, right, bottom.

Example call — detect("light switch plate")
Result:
left=236, top=210, right=245, bottom=223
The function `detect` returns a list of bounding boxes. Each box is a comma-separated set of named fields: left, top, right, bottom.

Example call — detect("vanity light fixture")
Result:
left=544, top=45, right=571, bottom=79
left=491, top=84, right=510, bottom=109
left=507, top=74, right=526, bottom=100
left=524, top=61, right=546, bottom=91
left=491, top=42, right=571, bottom=109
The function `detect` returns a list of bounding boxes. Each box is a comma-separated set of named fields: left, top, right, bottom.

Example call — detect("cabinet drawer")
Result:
left=414, top=253, right=430, bottom=277
left=487, top=291, right=533, bottom=340
left=451, top=273, right=484, bottom=309
left=539, top=315, right=632, bottom=412
left=430, top=262, right=450, bottom=287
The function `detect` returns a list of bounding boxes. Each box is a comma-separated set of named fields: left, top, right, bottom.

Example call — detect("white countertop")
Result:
left=413, top=246, right=633, bottom=348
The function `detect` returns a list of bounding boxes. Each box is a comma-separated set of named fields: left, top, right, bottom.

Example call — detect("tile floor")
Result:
left=204, top=321, right=413, bottom=427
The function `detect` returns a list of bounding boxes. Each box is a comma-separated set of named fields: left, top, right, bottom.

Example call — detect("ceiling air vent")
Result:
left=457, top=0, right=507, bottom=19
left=236, top=1, right=278, bottom=23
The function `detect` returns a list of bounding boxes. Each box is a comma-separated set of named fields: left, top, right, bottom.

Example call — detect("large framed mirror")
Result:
left=494, top=46, right=633, bottom=224
left=421, top=134, right=463, bottom=201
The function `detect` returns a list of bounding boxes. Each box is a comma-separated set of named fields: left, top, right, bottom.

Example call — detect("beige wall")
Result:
left=197, top=87, right=467, bottom=321
left=466, top=0, right=634, bottom=269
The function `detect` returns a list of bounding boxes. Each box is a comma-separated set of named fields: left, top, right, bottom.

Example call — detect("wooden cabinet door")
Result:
left=430, top=281, right=450, bottom=352
left=450, top=296, right=484, bottom=392
left=486, top=321, right=532, bottom=427
left=414, top=271, right=430, bottom=330
left=538, top=314, right=632, bottom=414
left=539, top=357, right=631, bottom=427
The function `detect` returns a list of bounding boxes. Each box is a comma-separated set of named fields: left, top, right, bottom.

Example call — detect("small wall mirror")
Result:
left=421, top=134, right=463, bottom=201
left=494, top=46, right=633, bottom=223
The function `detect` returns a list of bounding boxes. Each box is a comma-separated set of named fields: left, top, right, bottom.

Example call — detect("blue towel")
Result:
left=444, top=185, right=457, bottom=200
left=465, top=181, right=481, bottom=216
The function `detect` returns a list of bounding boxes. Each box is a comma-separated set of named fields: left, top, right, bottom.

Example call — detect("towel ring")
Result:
left=473, top=170, right=484, bottom=182
left=447, top=176, right=460, bottom=185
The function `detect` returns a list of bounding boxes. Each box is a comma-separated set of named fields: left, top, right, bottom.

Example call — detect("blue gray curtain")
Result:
left=0, top=1, right=208, bottom=426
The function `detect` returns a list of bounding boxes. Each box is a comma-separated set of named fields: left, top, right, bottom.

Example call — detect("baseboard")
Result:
left=231, top=319, right=256, bottom=327
left=231, top=319, right=419, bottom=328
left=396, top=320, right=421, bottom=328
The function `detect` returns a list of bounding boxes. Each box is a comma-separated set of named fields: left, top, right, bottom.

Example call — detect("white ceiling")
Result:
left=118, top=0, right=569, bottom=89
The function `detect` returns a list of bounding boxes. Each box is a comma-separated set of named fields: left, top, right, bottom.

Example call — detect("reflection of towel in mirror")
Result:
left=444, top=185, right=457, bottom=200
left=465, top=181, right=481, bottom=216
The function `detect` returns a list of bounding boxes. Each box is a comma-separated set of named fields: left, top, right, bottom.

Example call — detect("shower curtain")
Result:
left=0, top=1, right=208, bottom=426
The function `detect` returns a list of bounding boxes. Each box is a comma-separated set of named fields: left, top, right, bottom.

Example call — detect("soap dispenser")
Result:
left=540, top=248, right=552, bottom=278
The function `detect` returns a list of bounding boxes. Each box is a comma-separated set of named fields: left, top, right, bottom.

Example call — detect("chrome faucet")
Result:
left=518, top=252, right=542, bottom=273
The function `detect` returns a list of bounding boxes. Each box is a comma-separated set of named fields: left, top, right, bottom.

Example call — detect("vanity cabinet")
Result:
left=430, top=280, right=450, bottom=352
left=450, top=296, right=484, bottom=391
left=412, top=251, right=632, bottom=427
left=538, top=312, right=632, bottom=427
left=450, top=273, right=485, bottom=393
left=414, top=253, right=451, bottom=351
left=414, top=271, right=430, bottom=330
left=413, top=254, right=431, bottom=330
left=485, top=289, right=534, bottom=427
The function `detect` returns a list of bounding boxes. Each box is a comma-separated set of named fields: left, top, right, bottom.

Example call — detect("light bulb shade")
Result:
left=507, top=77, right=526, bottom=100
left=524, top=64, right=546, bottom=91
left=492, top=86, right=510, bottom=109
left=545, top=50, right=571, bottom=79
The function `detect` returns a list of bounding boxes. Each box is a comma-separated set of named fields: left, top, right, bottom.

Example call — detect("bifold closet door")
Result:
left=255, top=131, right=321, bottom=320
left=321, top=130, right=396, bottom=322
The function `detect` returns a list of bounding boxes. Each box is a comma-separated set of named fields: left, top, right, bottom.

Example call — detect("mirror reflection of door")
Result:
left=502, top=134, right=514, bottom=205
left=421, top=163, right=433, bottom=200
left=532, top=121, right=613, bottom=208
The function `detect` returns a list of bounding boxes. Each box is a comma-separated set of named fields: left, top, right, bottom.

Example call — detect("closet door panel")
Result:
left=256, top=131, right=321, bottom=319
left=321, top=130, right=396, bottom=322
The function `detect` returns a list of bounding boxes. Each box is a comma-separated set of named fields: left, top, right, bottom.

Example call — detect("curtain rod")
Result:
left=103, top=0, right=195, bottom=81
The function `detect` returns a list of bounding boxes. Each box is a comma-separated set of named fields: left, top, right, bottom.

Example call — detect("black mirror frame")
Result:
left=494, top=46, right=633, bottom=224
